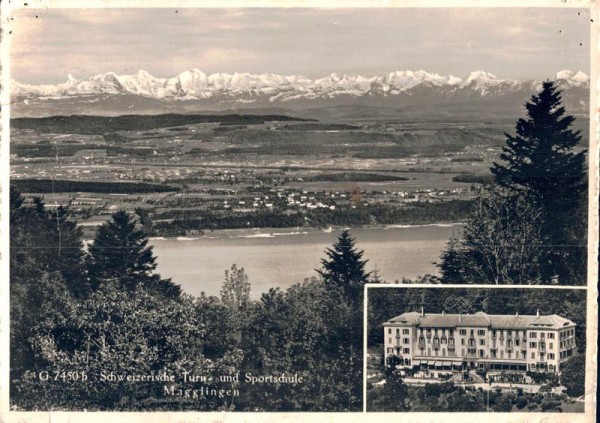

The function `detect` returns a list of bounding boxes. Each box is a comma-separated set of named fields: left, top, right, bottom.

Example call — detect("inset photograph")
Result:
left=366, top=287, right=586, bottom=412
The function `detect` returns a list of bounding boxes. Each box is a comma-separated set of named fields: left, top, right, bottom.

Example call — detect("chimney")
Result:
left=442, top=310, right=445, bottom=316
left=421, top=306, right=424, bottom=317
left=536, top=308, right=540, bottom=318
left=516, top=311, right=519, bottom=317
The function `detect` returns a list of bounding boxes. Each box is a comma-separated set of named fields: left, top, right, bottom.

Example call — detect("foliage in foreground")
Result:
left=10, top=194, right=371, bottom=411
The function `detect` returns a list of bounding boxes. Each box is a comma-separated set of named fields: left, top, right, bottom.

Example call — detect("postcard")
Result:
left=1, top=1, right=597, bottom=422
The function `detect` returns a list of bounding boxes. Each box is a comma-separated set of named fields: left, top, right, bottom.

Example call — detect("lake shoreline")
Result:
left=148, top=221, right=464, bottom=241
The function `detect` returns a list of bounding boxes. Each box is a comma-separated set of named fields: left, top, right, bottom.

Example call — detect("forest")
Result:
left=153, top=200, right=473, bottom=236
left=11, top=113, right=309, bottom=134
left=10, top=188, right=371, bottom=411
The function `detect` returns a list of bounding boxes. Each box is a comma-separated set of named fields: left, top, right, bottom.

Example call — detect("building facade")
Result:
left=383, top=310, right=576, bottom=375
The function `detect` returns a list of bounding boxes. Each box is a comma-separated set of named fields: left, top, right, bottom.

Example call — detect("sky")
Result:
left=9, top=7, right=591, bottom=84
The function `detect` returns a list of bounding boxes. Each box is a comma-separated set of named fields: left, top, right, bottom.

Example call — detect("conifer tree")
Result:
left=317, top=230, right=370, bottom=304
left=86, top=210, right=181, bottom=298
left=491, top=81, right=586, bottom=207
left=491, top=81, right=587, bottom=282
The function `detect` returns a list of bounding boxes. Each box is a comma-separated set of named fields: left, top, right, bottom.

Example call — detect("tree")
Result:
left=560, top=354, right=585, bottom=397
left=10, top=186, right=86, bottom=296
left=491, top=81, right=587, bottom=282
left=317, top=230, right=370, bottom=303
left=437, top=188, right=546, bottom=284
left=11, top=287, right=243, bottom=411
left=220, top=264, right=252, bottom=345
left=220, top=264, right=251, bottom=312
left=491, top=81, right=586, bottom=207
left=86, top=210, right=181, bottom=298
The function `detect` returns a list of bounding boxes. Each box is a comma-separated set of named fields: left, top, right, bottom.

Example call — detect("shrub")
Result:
left=515, top=397, right=528, bottom=410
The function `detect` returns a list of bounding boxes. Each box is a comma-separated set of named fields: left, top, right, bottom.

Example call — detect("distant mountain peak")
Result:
left=10, top=68, right=589, bottom=117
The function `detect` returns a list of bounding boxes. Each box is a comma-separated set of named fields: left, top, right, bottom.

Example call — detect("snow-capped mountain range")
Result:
left=10, top=69, right=590, bottom=117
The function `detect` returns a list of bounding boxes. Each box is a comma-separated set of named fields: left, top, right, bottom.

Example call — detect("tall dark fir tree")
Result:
left=317, top=230, right=371, bottom=303
left=86, top=210, right=181, bottom=298
left=491, top=81, right=587, bottom=283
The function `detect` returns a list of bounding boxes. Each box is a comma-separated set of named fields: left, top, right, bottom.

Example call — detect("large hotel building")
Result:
left=383, top=310, right=577, bottom=374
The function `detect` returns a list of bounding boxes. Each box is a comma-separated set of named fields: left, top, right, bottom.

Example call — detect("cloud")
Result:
left=8, top=7, right=590, bottom=84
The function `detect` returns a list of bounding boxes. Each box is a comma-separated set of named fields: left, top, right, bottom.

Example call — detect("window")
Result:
left=388, top=329, right=392, bottom=334
left=548, top=333, right=555, bottom=339
left=387, top=348, right=393, bottom=353
left=531, top=352, right=535, bottom=359
left=459, top=329, right=467, bottom=336
left=470, top=330, right=474, bottom=336
left=403, top=338, right=410, bottom=344
left=515, top=340, right=520, bottom=347
left=530, top=342, right=537, bottom=348
left=461, top=339, right=465, bottom=345
left=478, top=329, right=485, bottom=336
left=396, top=328, right=400, bottom=335
left=549, top=343, right=554, bottom=349
left=548, top=353, right=555, bottom=360
left=403, top=329, right=410, bottom=335
left=491, top=351, right=497, bottom=358
left=449, top=330, right=454, bottom=336
left=479, top=350, right=485, bottom=357
left=389, top=338, right=392, bottom=344
left=479, top=339, right=485, bottom=346
left=507, top=340, right=513, bottom=348
left=403, top=348, right=410, bottom=354
left=530, top=332, right=537, bottom=338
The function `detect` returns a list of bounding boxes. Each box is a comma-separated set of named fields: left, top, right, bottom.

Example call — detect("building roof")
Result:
left=384, top=311, right=575, bottom=330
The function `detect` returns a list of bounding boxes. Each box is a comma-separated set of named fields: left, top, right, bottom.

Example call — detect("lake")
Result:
left=150, top=224, right=461, bottom=299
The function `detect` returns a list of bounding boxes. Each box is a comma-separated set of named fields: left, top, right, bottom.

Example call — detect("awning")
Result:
left=412, top=360, right=421, bottom=366
left=443, top=361, right=452, bottom=366
left=434, top=361, right=441, bottom=366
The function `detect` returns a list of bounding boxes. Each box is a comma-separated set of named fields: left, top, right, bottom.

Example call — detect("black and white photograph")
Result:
left=366, top=286, right=587, bottom=412
left=1, top=1, right=597, bottom=420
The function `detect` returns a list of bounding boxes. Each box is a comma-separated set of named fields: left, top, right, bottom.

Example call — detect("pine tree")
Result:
left=491, top=81, right=586, bottom=206
left=491, top=81, right=587, bottom=282
left=317, top=230, right=370, bottom=304
left=86, top=210, right=181, bottom=298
